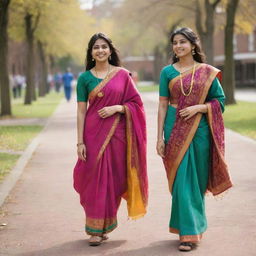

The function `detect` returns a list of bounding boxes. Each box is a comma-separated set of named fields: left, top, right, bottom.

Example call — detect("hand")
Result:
left=77, top=144, right=86, bottom=161
left=156, top=139, right=165, bottom=158
left=179, top=105, right=199, bottom=121
left=98, top=106, right=118, bottom=118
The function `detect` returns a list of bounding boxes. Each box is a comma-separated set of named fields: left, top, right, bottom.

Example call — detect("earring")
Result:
left=192, top=49, right=195, bottom=55
left=92, top=58, right=95, bottom=61
left=109, top=55, right=112, bottom=61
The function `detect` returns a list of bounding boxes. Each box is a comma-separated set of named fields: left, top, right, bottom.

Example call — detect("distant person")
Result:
left=54, top=72, right=62, bottom=92
left=157, top=27, right=232, bottom=252
left=62, top=68, right=74, bottom=101
left=73, top=33, right=148, bottom=246
left=13, top=74, right=23, bottom=98
left=47, top=73, right=54, bottom=92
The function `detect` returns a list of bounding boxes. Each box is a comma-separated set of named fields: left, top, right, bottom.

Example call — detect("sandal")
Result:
left=102, top=234, right=109, bottom=241
left=89, top=236, right=103, bottom=246
left=178, top=242, right=197, bottom=252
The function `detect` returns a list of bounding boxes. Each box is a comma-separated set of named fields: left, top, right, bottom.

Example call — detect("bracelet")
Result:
left=77, top=142, right=84, bottom=147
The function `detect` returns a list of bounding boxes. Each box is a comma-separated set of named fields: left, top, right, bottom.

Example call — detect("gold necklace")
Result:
left=179, top=62, right=196, bottom=97
left=94, top=64, right=110, bottom=84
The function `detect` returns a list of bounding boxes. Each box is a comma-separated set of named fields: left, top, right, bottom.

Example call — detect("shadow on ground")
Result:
left=106, top=240, right=185, bottom=256
left=17, top=239, right=187, bottom=256
left=18, top=239, right=127, bottom=256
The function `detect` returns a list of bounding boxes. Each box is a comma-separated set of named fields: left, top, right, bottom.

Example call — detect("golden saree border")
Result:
left=96, top=114, right=121, bottom=162
left=85, top=217, right=117, bottom=235
left=168, top=63, right=202, bottom=91
left=88, top=67, right=121, bottom=102
left=166, top=65, right=220, bottom=193
left=180, top=234, right=202, bottom=243
left=124, top=105, right=147, bottom=219
left=169, top=227, right=203, bottom=243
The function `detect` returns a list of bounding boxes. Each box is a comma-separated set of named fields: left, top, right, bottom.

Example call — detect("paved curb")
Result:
left=0, top=99, right=64, bottom=207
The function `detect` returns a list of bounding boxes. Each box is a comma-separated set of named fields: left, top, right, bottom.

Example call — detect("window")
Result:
left=245, top=63, right=256, bottom=80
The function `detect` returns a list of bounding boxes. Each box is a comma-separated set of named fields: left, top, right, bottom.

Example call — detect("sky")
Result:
left=79, top=0, right=94, bottom=10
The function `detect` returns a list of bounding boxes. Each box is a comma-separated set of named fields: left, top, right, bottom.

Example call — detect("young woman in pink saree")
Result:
left=157, top=28, right=232, bottom=252
left=73, top=33, right=148, bottom=246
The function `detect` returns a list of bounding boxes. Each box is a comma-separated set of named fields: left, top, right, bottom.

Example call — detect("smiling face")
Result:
left=172, top=34, right=194, bottom=59
left=91, top=39, right=112, bottom=63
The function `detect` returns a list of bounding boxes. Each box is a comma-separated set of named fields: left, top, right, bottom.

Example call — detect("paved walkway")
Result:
left=0, top=95, right=256, bottom=256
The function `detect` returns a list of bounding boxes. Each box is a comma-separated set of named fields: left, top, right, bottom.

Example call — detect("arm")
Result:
left=77, top=102, right=87, bottom=161
left=156, top=67, right=170, bottom=157
left=157, top=98, right=169, bottom=157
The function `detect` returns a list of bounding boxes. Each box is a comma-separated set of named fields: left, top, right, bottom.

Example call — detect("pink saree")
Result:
left=73, top=67, right=148, bottom=236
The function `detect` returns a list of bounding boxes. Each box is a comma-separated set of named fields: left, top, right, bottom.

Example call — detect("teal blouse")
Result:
left=159, top=65, right=225, bottom=112
left=76, top=71, right=102, bottom=102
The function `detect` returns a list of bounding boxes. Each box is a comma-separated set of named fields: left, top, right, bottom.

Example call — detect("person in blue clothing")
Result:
left=62, top=68, right=74, bottom=101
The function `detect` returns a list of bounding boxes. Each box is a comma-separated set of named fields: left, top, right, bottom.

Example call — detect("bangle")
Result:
left=77, top=142, right=84, bottom=147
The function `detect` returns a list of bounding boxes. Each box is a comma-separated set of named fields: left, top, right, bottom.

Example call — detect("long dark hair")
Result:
left=85, top=33, right=121, bottom=70
left=170, top=27, right=205, bottom=64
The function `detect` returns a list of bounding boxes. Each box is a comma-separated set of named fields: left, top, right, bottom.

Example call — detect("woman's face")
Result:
left=172, top=34, right=194, bottom=59
left=91, top=39, right=111, bottom=63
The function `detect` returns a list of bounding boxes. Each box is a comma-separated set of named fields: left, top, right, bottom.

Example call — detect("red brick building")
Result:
left=214, top=28, right=256, bottom=88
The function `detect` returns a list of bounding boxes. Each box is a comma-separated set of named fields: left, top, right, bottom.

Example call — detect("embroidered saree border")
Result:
left=96, top=115, right=121, bottom=162
left=166, top=65, right=220, bottom=193
left=88, top=67, right=121, bottom=101
left=85, top=217, right=117, bottom=235
left=169, top=227, right=203, bottom=243
left=87, top=67, right=122, bottom=163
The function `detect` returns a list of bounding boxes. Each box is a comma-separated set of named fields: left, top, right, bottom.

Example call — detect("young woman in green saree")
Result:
left=157, top=27, right=232, bottom=252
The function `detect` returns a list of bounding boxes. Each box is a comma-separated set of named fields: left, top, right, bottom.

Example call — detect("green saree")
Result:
left=159, top=64, right=232, bottom=243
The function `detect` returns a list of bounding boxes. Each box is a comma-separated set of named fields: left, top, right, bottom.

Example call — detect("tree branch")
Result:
left=212, top=0, right=222, bottom=9
left=32, top=10, right=40, bottom=33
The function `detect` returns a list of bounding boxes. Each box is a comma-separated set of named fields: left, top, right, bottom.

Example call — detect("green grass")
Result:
left=224, top=101, right=256, bottom=140
left=138, top=85, right=159, bottom=93
left=0, top=125, right=43, bottom=151
left=0, top=91, right=63, bottom=181
left=11, top=91, right=63, bottom=118
left=0, top=153, right=20, bottom=181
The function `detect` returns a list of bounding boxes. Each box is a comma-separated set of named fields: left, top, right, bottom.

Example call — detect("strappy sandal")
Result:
left=178, top=242, right=197, bottom=252
left=89, top=236, right=103, bottom=246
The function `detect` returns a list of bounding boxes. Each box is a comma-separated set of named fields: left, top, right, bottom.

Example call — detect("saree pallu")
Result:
left=73, top=68, right=148, bottom=236
left=163, top=64, right=232, bottom=242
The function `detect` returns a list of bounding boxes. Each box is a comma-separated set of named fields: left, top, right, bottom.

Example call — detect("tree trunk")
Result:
left=153, top=46, right=165, bottom=83
left=0, top=0, right=11, bottom=116
left=222, top=0, right=240, bottom=104
left=165, top=20, right=182, bottom=63
left=195, top=0, right=221, bottom=65
left=37, top=40, right=48, bottom=97
left=24, top=13, right=36, bottom=104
